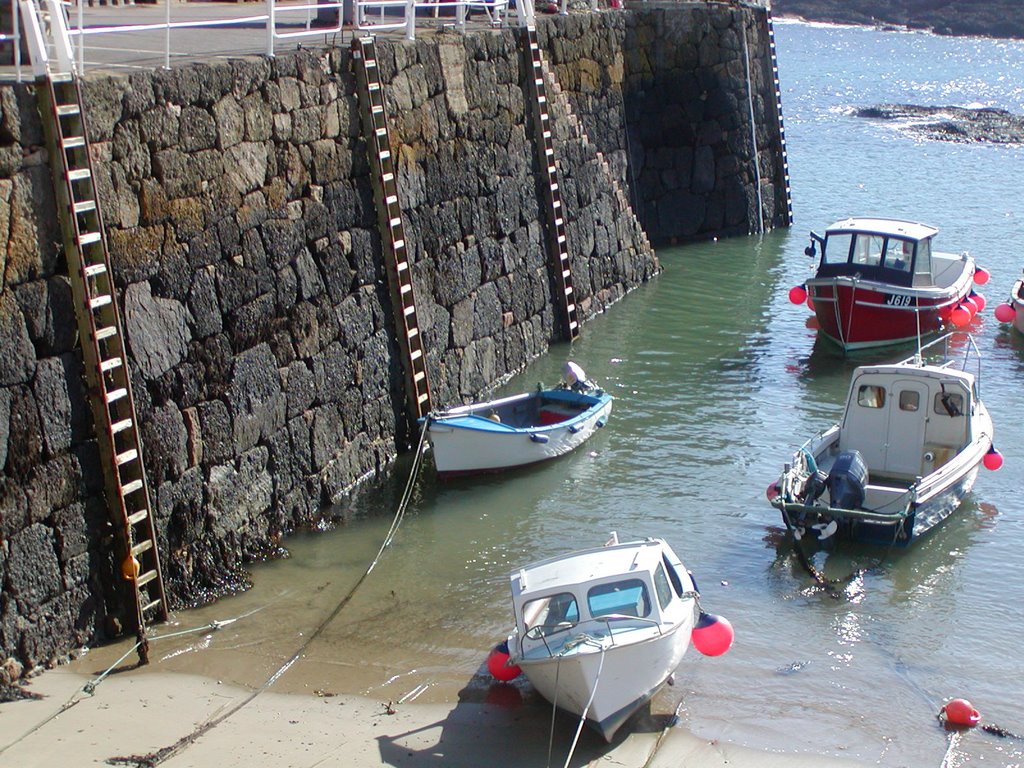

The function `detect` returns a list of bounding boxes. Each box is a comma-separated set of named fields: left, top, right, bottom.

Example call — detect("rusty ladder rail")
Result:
left=351, top=36, right=432, bottom=420
left=37, top=73, right=167, bottom=663
left=523, top=26, right=580, bottom=342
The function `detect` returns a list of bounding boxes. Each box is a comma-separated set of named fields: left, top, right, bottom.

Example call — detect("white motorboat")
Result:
left=423, top=362, right=612, bottom=478
left=504, top=536, right=701, bottom=742
left=768, top=333, right=999, bottom=547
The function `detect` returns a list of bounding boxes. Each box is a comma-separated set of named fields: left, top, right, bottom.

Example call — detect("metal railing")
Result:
left=1, top=0, right=549, bottom=81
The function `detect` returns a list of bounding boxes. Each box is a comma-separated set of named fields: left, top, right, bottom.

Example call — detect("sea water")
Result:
left=135, top=20, right=1024, bottom=767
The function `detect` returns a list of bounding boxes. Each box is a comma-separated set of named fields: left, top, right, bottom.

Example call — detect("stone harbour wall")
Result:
left=0, top=6, right=785, bottom=673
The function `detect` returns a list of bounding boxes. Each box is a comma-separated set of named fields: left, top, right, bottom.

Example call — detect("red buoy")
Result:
left=788, top=285, right=808, bottom=305
left=692, top=612, right=734, bottom=657
left=995, top=302, right=1017, bottom=323
left=983, top=446, right=1003, bottom=471
left=962, top=296, right=978, bottom=318
left=950, top=305, right=972, bottom=328
left=487, top=641, right=521, bottom=681
left=970, top=292, right=986, bottom=312
left=766, top=481, right=780, bottom=501
left=941, top=698, right=981, bottom=727
left=973, top=267, right=990, bottom=285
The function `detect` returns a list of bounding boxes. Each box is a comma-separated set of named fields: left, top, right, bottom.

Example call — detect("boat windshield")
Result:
left=522, top=592, right=579, bottom=636
left=819, top=231, right=917, bottom=286
left=587, top=579, right=651, bottom=619
left=822, top=232, right=854, bottom=266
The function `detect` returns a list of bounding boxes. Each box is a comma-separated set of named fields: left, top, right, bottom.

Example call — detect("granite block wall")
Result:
left=0, top=5, right=783, bottom=673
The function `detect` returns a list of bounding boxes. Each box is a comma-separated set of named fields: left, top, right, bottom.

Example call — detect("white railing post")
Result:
left=164, top=0, right=171, bottom=69
left=18, top=0, right=48, bottom=77
left=457, top=0, right=466, bottom=29
left=405, top=0, right=415, bottom=40
left=517, top=0, right=535, bottom=27
left=266, top=0, right=275, bottom=56
left=76, top=0, right=83, bottom=75
left=13, top=0, right=22, bottom=80
left=559, top=0, right=567, bottom=16
left=44, top=0, right=75, bottom=73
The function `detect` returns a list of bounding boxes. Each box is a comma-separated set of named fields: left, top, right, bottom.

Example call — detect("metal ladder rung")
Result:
left=111, top=418, right=133, bottom=434
left=136, top=569, right=158, bottom=588
left=141, top=597, right=163, bottom=614
left=106, top=387, right=127, bottom=404
left=404, top=305, right=416, bottom=317
left=80, top=232, right=102, bottom=247
left=399, top=283, right=412, bottom=295
left=95, top=326, right=117, bottom=341
left=89, top=294, right=112, bottom=310
left=115, top=448, right=138, bottom=466
left=127, top=508, right=149, bottom=525
left=83, top=262, right=107, bottom=278
left=56, top=104, right=80, bottom=117
left=131, top=539, right=153, bottom=557
left=73, top=199, right=96, bottom=214
left=99, top=358, right=121, bottom=376
left=122, top=479, right=144, bottom=497
left=67, top=168, right=91, bottom=182
left=410, top=348, right=422, bottom=361
left=414, top=371, right=427, bottom=383
left=99, top=356, right=122, bottom=373
left=417, top=392, right=430, bottom=404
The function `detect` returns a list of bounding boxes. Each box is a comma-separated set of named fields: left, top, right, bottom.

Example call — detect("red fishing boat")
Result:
left=791, top=218, right=989, bottom=351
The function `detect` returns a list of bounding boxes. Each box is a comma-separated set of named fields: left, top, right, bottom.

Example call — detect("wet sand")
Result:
left=0, top=660, right=869, bottom=768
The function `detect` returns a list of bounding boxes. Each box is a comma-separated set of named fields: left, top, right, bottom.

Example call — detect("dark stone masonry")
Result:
left=0, top=5, right=788, bottom=674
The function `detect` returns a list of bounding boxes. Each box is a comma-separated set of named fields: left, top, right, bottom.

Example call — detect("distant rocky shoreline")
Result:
left=855, top=105, right=1024, bottom=145
left=770, top=0, right=1024, bottom=40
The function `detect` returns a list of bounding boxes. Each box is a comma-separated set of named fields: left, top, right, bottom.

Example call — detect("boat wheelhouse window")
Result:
left=852, top=234, right=885, bottom=268
left=914, top=238, right=933, bottom=281
left=662, top=554, right=685, bottom=598
left=934, top=391, right=964, bottom=417
left=523, top=592, right=579, bottom=636
left=857, top=385, right=886, bottom=408
left=587, top=579, right=651, bottom=619
left=653, top=564, right=674, bottom=610
left=823, top=233, right=854, bottom=265
left=898, top=390, right=920, bottom=412
left=884, top=239, right=914, bottom=274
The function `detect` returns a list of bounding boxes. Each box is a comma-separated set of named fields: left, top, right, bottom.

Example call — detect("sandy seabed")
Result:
left=0, top=660, right=868, bottom=768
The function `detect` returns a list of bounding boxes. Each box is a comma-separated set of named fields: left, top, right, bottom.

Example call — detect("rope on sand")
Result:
left=107, top=424, right=431, bottom=767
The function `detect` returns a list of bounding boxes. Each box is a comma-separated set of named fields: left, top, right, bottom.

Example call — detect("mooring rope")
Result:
left=102, top=424, right=432, bottom=768
left=0, top=609, right=273, bottom=758
left=110, top=424, right=431, bottom=766
left=561, top=643, right=606, bottom=768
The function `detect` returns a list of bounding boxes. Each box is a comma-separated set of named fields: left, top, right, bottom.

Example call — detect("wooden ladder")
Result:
left=523, top=27, right=579, bottom=342
left=764, top=10, right=794, bottom=225
left=37, top=73, right=167, bottom=662
left=351, top=36, right=432, bottom=420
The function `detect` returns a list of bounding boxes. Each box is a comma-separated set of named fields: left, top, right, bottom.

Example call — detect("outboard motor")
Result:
left=827, top=450, right=868, bottom=509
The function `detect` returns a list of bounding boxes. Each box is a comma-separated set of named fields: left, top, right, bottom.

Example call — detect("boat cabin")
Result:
left=807, top=217, right=940, bottom=288
left=839, top=362, right=978, bottom=481
left=510, top=540, right=692, bottom=659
